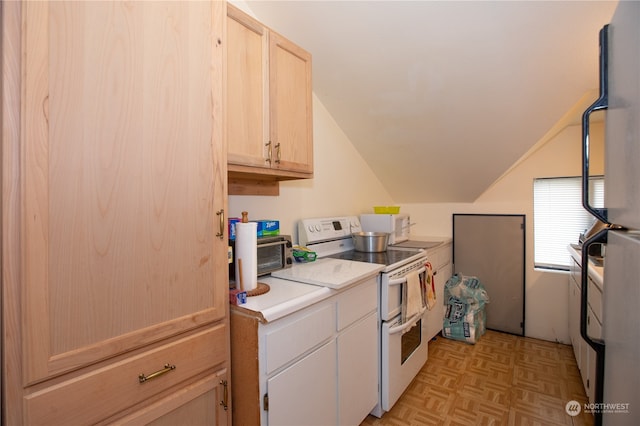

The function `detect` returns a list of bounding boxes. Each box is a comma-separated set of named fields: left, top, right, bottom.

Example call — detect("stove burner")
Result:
left=328, top=249, right=422, bottom=267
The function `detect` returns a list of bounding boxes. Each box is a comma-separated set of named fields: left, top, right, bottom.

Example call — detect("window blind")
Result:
left=533, top=176, right=604, bottom=270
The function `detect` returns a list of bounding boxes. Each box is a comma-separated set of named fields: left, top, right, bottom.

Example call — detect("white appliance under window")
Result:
left=297, top=216, right=428, bottom=418
left=360, top=213, right=411, bottom=245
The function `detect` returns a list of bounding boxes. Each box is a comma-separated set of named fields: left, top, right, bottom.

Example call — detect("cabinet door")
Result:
left=21, top=0, right=227, bottom=384
left=585, top=307, right=602, bottom=405
left=568, top=279, right=581, bottom=364
left=585, top=340, right=596, bottom=404
left=338, top=312, right=378, bottom=426
left=226, top=4, right=270, bottom=168
left=434, top=262, right=453, bottom=334
left=425, top=245, right=452, bottom=341
left=267, top=340, right=337, bottom=426
left=269, top=31, right=313, bottom=174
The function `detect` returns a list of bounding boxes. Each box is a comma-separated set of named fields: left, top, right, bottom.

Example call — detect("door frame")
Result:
left=452, top=213, right=526, bottom=336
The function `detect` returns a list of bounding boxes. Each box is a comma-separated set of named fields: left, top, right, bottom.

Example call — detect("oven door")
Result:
left=381, top=264, right=426, bottom=321
left=380, top=312, right=429, bottom=412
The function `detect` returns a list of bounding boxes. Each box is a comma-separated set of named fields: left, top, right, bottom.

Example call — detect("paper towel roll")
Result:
left=235, top=222, right=258, bottom=292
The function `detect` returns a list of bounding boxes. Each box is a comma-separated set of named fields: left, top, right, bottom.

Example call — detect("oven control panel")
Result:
left=298, top=216, right=362, bottom=246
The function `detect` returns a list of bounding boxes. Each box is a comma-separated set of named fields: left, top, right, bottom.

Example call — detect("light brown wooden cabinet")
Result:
left=2, top=1, right=230, bottom=424
left=114, top=370, right=230, bottom=426
left=226, top=4, right=313, bottom=193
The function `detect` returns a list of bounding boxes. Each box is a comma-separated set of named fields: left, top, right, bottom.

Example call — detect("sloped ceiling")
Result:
left=245, top=0, right=617, bottom=202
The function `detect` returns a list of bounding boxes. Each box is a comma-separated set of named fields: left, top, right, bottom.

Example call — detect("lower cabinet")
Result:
left=568, top=268, right=582, bottom=363
left=231, top=277, right=378, bottom=425
left=568, top=256, right=603, bottom=405
left=586, top=306, right=602, bottom=404
left=114, top=370, right=229, bottom=426
left=424, top=242, right=453, bottom=341
left=338, top=312, right=378, bottom=425
left=23, top=326, right=229, bottom=425
left=267, top=340, right=337, bottom=426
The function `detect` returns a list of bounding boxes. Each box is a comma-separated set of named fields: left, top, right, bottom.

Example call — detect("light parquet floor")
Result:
left=361, top=330, right=593, bottom=426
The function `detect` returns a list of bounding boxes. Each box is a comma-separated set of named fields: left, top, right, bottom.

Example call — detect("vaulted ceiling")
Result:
left=244, top=0, right=617, bottom=202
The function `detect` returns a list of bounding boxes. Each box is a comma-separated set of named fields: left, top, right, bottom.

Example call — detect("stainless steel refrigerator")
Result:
left=581, top=1, right=640, bottom=425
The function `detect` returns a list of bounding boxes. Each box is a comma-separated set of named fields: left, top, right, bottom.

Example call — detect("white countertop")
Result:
left=406, top=235, right=452, bottom=243
left=231, top=258, right=384, bottom=323
left=271, top=258, right=385, bottom=289
left=568, top=244, right=604, bottom=289
left=231, top=276, right=333, bottom=323
left=390, top=236, right=451, bottom=250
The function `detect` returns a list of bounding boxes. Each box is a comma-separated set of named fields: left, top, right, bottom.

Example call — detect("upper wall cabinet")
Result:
left=226, top=4, right=313, bottom=184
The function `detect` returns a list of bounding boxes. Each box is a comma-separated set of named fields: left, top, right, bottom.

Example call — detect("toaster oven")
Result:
left=229, top=235, right=293, bottom=282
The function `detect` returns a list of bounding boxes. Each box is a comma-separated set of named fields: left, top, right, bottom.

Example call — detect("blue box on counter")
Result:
left=228, top=218, right=241, bottom=240
left=228, top=219, right=280, bottom=240
left=256, top=220, right=280, bottom=237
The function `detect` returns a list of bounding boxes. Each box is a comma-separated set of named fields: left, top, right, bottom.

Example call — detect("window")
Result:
left=533, top=176, right=604, bottom=270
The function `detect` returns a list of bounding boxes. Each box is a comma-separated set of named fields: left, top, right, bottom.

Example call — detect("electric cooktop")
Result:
left=327, top=248, right=423, bottom=268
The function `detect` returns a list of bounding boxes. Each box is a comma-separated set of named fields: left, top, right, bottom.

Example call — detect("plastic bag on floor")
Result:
left=442, top=274, right=489, bottom=344
left=443, top=273, right=489, bottom=308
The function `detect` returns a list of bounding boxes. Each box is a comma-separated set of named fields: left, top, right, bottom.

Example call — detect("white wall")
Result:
left=228, top=94, right=394, bottom=243
left=400, top=123, right=604, bottom=343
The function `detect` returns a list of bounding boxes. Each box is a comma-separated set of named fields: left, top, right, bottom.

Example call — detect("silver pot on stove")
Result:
left=352, top=231, right=389, bottom=252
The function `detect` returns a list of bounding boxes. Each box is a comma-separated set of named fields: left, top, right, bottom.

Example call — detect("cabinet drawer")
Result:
left=427, top=244, right=451, bottom=272
left=113, top=370, right=228, bottom=425
left=336, top=277, right=377, bottom=331
left=24, top=325, right=227, bottom=426
left=588, top=306, right=603, bottom=340
left=265, top=302, right=335, bottom=374
left=588, top=277, right=603, bottom=324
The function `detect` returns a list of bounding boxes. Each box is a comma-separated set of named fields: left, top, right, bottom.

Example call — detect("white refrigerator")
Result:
left=581, top=1, right=640, bottom=425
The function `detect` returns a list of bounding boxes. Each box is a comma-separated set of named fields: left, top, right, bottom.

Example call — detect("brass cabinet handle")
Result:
left=216, top=209, right=225, bottom=239
left=265, top=141, right=272, bottom=164
left=274, top=142, right=281, bottom=164
left=138, top=363, right=176, bottom=384
left=219, top=380, right=229, bottom=411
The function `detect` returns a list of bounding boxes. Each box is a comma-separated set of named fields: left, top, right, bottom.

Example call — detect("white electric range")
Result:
left=287, top=215, right=430, bottom=418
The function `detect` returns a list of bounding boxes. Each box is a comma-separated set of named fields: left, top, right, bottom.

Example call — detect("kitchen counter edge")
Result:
left=568, top=244, right=604, bottom=289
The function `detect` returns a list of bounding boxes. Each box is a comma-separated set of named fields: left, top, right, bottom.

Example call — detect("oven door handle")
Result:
left=257, top=241, right=288, bottom=248
left=388, top=267, right=426, bottom=286
left=387, top=308, right=426, bottom=335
